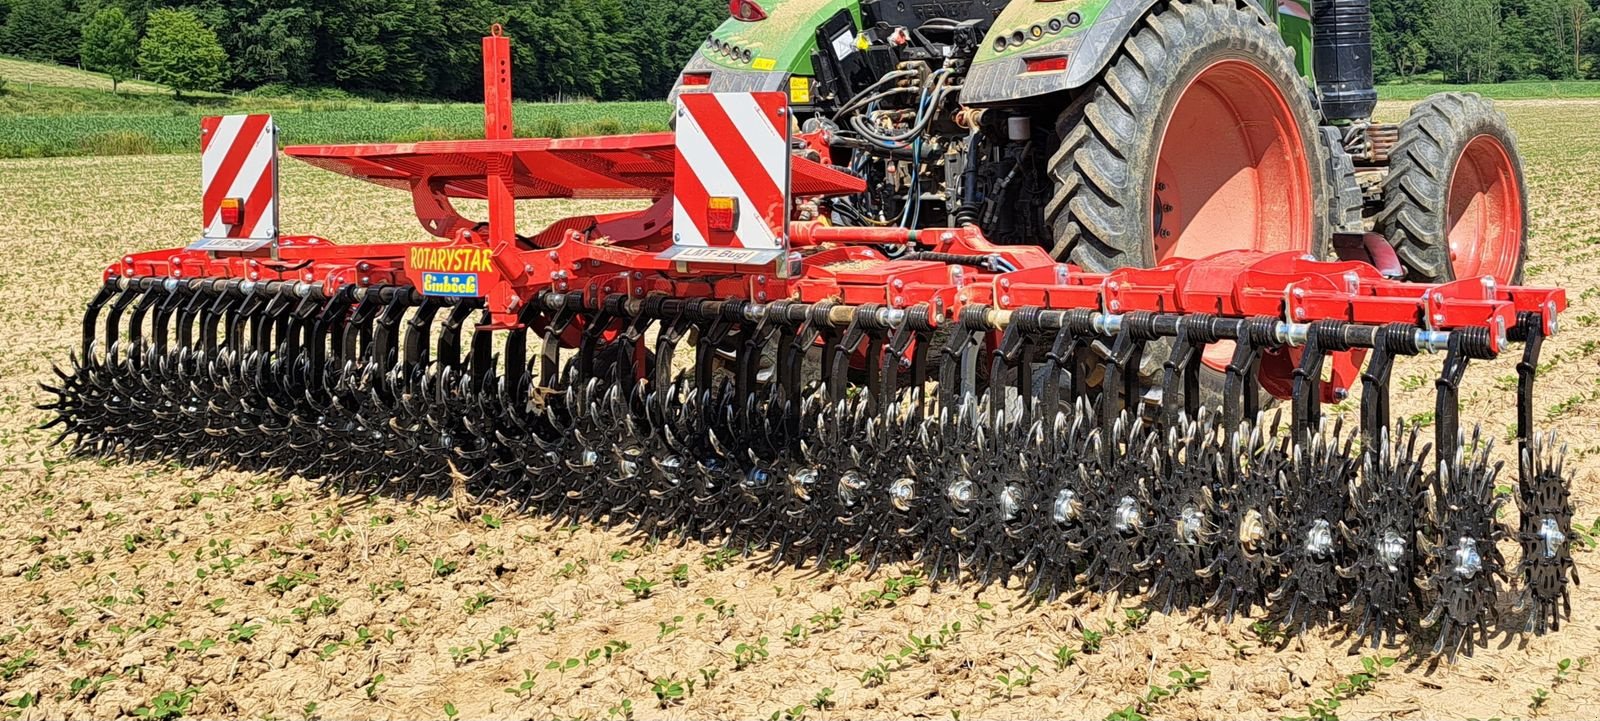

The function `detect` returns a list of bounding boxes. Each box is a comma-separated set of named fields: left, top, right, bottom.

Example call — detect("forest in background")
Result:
left=0, top=0, right=1596, bottom=100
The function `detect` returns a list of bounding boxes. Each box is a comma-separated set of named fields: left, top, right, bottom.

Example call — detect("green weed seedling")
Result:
left=659, top=615, right=684, bottom=639
left=811, top=687, right=835, bottom=711
left=134, top=687, right=198, bottom=721
left=859, top=662, right=891, bottom=688
left=651, top=677, right=688, bottom=708
left=703, top=548, right=738, bottom=571
left=464, top=591, right=494, bottom=615
left=859, top=572, right=923, bottom=608
left=607, top=699, right=635, bottom=720
left=1287, top=656, right=1395, bottom=721
left=810, top=607, right=844, bottom=632
left=733, top=637, right=770, bottom=669
left=704, top=596, right=736, bottom=619
left=505, top=670, right=538, bottom=698
left=623, top=576, right=658, bottom=600
left=993, top=663, right=1039, bottom=698
left=698, top=666, right=720, bottom=689
left=1053, top=644, right=1079, bottom=670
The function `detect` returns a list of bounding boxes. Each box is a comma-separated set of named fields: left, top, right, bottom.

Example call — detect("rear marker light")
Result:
left=1024, top=56, right=1069, bottom=73
left=219, top=197, right=244, bottom=225
left=708, top=197, right=739, bottom=232
left=682, top=73, right=712, bottom=87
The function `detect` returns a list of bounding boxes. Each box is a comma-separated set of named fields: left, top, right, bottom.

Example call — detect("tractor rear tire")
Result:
left=1045, top=0, right=1332, bottom=271
left=1376, top=92, right=1527, bottom=285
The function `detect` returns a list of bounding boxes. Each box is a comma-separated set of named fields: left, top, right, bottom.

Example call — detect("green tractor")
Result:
left=672, top=0, right=1527, bottom=292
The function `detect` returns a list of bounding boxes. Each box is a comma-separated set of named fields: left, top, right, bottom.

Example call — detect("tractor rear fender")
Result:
left=961, top=0, right=1270, bottom=107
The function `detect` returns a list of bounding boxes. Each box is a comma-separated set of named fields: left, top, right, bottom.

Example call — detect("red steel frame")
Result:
left=102, top=30, right=1568, bottom=403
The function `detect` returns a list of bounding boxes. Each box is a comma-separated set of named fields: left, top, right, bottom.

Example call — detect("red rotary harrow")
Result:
left=43, top=30, right=1576, bottom=657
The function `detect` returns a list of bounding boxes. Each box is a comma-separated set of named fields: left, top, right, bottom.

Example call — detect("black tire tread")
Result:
left=1046, top=0, right=1330, bottom=271
left=1376, top=92, right=1528, bottom=283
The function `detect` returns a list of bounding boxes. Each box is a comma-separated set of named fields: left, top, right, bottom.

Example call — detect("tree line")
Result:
left=2, top=0, right=1597, bottom=99
left=0, top=0, right=727, bottom=99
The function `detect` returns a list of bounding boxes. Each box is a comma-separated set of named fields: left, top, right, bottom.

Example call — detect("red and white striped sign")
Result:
left=193, top=114, right=279, bottom=251
left=664, top=92, right=791, bottom=266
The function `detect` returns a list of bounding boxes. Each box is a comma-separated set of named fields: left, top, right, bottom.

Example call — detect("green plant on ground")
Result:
left=133, top=687, right=199, bottom=720
left=733, top=636, right=769, bottom=669
left=1286, top=656, right=1395, bottom=721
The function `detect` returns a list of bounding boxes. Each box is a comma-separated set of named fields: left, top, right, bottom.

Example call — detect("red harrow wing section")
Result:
left=42, top=31, right=1577, bottom=659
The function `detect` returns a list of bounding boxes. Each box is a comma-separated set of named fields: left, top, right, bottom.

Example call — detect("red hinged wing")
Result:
left=284, top=133, right=865, bottom=201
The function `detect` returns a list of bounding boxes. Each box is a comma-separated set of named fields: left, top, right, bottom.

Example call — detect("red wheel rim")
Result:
left=1446, top=134, right=1523, bottom=284
left=1151, top=59, right=1316, bottom=370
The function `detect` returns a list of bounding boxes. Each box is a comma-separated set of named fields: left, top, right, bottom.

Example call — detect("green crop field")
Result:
left=0, top=57, right=670, bottom=158
left=0, top=99, right=671, bottom=158
left=4, top=54, right=1600, bottom=159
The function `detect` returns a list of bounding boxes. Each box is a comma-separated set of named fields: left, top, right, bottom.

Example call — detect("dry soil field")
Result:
left=2, top=100, right=1600, bottom=720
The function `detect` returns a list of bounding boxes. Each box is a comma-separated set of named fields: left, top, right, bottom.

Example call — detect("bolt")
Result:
left=837, top=471, right=866, bottom=506
left=947, top=480, right=975, bottom=512
left=1238, top=508, right=1265, bottom=549
left=1295, top=307, right=1307, bottom=320
left=359, top=275, right=369, bottom=285
left=1305, top=518, right=1334, bottom=558
left=1114, top=496, right=1141, bottom=533
left=250, top=271, right=261, bottom=281
left=1000, top=278, right=1011, bottom=289
left=893, top=279, right=904, bottom=290
left=1377, top=529, right=1406, bottom=572
left=999, top=485, right=1022, bottom=522
left=889, top=478, right=915, bottom=512
left=893, top=295, right=904, bottom=305
left=1453, top=536, right=1482, bottom=579
left=1176, top=506, right=1203, bottom=544
left=757, top=275, right=767, bottom=285
left=1053, top=488, right=1079, bottom=524
left=1333, top=387, right=1349, bottom=401
left=1155, top=182, right=1167, bottom=191
left=1539, top=517, right=1566, bottom=559
left=1001, top=295, right=1012, bottom=305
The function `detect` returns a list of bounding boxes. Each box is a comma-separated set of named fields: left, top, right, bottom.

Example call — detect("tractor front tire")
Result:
left=1045, top=0, right=1331, bottom=271
left=1377, top=92, right=1528, bottom=285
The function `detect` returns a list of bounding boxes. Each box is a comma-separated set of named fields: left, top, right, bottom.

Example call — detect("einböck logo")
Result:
left=421, top=272, right=480, bottom=297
